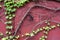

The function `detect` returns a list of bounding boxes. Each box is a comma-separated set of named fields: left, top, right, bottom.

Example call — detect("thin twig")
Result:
left=0, top=19, right=5, bottom=23
left=13, top=4, right=60, bottom=36
left=13, top=5, right=34, bottom=36
left=34, top=4, right=60, bottom=11
left=0, top=14, right=5, bottom=23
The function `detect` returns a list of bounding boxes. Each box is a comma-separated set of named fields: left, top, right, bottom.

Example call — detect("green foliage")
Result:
left=0, top=0, right=29, bottom=40
left=15, top=0, right=29, bottom=7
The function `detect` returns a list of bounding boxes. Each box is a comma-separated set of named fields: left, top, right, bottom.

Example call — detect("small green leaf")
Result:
left=11, top=8, right=16, bottom=12
left=2, top=37, right=7, bottom=40
left=6, top=26, right=13, bottom=29
left=29, top=33, right=34, bottom=37
left=6, top=31, right=12, bottom=34
left=5, top=21, right=12, bottom=24
left=9, top=36, right=14, bottom=39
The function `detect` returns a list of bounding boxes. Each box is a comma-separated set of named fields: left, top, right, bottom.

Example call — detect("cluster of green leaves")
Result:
left=15, top=0, right=29, bottom=7
left=39, top=36, right=47, bottom=40
left=4, top=0, right=29, bottom=29
left=2, top=35, right=19, bottom=40
left=0, top=0, right=29, bottom=40
left=4, top=0, right=29, bottom=19
left=4, top=0, right=16, bottom=34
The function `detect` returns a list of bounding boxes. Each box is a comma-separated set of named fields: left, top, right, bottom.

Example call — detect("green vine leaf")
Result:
left=16, top=0, right=29, bottom=7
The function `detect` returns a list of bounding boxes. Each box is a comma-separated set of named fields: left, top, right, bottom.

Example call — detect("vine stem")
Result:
left=0, top=19, right=5, bottom=23
left=34, top=4, right=60, bottom=11
left=13, top=4, right=60, bottom=37
left=31, top=20, right=60, bottom=33
left=13, top=5, right=34, bottom=36
left=0, top=14, right=5, bottom=23
left=24, top=20, right=60, bottom=40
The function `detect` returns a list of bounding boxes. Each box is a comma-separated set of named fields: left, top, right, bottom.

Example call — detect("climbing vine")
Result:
left=0, top=0, right=60, bottom=40
left=0, top=0, right=29, bottom=40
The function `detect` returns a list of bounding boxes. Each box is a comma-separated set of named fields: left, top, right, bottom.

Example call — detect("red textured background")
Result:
left=0, top=0, right=60, bottom=40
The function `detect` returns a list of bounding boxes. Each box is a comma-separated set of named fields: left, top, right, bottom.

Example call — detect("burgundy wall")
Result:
left=0, top=0, right=60, bottom=40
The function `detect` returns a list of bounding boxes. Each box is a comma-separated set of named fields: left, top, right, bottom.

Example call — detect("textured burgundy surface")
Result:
left=0, top=1, right=60, bottom=40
